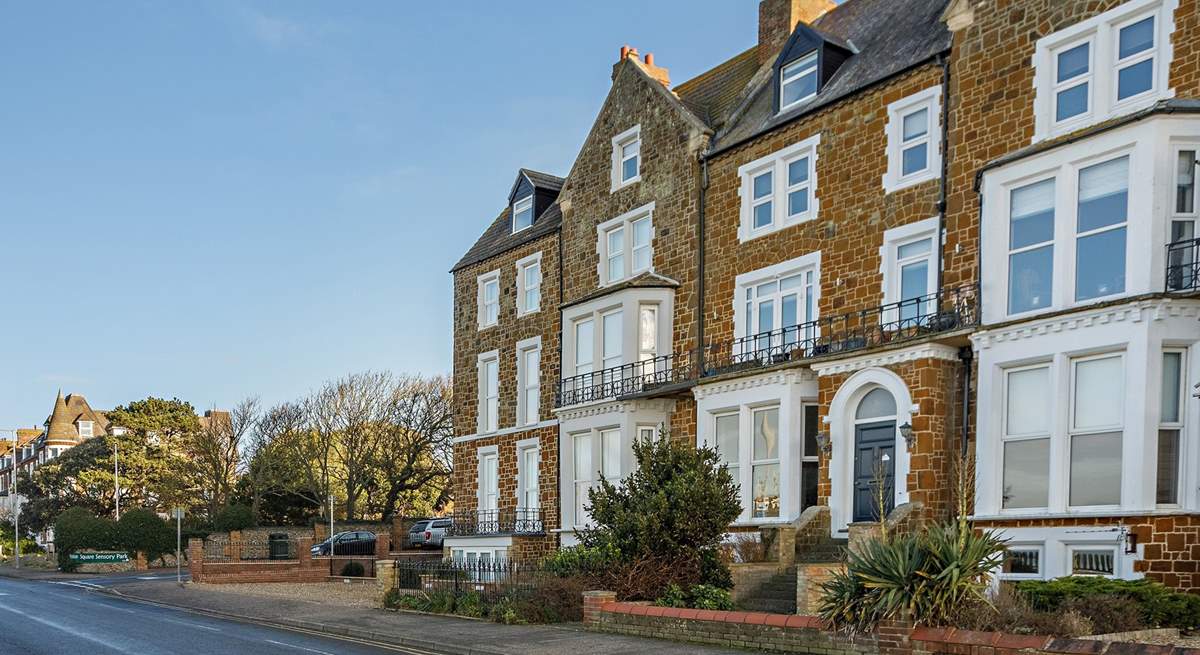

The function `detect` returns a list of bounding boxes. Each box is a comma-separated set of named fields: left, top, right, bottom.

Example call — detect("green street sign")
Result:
left=69, top=552, right=130, bottom=563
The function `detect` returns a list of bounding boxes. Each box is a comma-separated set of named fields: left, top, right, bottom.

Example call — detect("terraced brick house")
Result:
left=946, top=0, right=1200, bottom=590
left=446, top=0, right=1199, bottom=596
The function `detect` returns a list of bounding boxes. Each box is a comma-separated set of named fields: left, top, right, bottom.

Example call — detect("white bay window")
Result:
left=1068, top=354, right=1125, bottom=507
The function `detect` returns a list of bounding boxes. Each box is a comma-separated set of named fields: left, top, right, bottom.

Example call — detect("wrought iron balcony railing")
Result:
left=552, top=284, right=979, bottom=408
left=702, top=283, right=979, bottom=376
left=1166, top=237, right=1200, bottom=292
left=555, top=351, right=695, bottom=407
left=445, top=508, right=544, bottom=537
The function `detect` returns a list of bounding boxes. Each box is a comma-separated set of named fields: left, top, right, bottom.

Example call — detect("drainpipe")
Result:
left=697, top=153, right=710, bottom=377
left=936, top=52, right=951, bottom=294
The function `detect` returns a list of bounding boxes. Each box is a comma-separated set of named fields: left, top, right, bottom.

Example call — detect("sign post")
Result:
left=172, top=507, right=185, bottom=585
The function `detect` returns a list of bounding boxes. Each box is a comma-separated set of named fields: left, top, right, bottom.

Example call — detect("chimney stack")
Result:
left=758, top=0, right=836, bottom=64
left=614, top=46, right=670, bottom=87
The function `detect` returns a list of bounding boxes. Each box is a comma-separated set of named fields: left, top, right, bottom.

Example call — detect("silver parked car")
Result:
left=421, top=518, right=453, bottom=549
left=407, top=519, right=432, bottom=548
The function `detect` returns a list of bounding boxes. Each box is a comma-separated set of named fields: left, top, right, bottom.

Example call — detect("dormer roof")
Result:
left=712, top=0, right=952, bottom=153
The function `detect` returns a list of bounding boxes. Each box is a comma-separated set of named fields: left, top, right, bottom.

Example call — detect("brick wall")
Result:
left=702, top=63, right=948, bottom=348
left=585, top=600, right=1199, bottom=655
left=451, top=231, right=561, bottom=439
left=558, top=57, right=708, bottom=358
left=817, top=356, right=966, bottom=523
left=974, top=514, right=1200, bottom=592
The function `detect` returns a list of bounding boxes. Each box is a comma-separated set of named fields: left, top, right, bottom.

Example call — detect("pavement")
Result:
left=103, top=578, right=747, bottom=655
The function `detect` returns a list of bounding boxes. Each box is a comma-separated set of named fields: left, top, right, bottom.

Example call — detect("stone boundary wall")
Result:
left=581, top=592, right=1200, bottom=655
left=188, top=535, right=392, bottom=584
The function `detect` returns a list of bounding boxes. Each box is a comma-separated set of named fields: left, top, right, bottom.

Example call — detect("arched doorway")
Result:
left=852, top=387, right=897, bottom=522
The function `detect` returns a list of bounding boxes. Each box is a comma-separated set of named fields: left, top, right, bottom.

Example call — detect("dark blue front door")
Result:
left=853, top=421, right=895, bottom=522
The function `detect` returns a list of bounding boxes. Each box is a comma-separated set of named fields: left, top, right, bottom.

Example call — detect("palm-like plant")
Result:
left=817, top=523, right=1005, bottom=633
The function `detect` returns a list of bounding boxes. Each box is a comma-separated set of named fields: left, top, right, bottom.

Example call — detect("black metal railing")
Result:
left=703, top=283, right=979, bottom=375
left=555, top=351, right=695, bottom=407
left=392, top=559, right=544, bottom=598
left=1166, top=237, right=1200, bottom=292
left=445, top=509, right=544, bottom=537
left=553, top=285, right=980, bottom=407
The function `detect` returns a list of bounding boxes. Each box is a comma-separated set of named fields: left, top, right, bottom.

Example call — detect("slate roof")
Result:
left=673, top=47, right=764, bottom=131
left=712, top=0, right=953, bottom=152
left=451, top=200, right=562, bottom=273
left=519, top=168, right=564, bottom=192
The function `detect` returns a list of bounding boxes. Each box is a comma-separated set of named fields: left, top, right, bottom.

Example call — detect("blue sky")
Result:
left=0, top=1, right=758, bottom=429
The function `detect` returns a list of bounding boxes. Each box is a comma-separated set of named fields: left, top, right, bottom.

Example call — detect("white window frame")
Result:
left=1169, top=144, right=1198, bottom=291
left=611, top=125, right=641, bottom=191
left=512, top=195, right=534, bottom=234
left=738, top=135, right=820, bottom=242
left=1032, top=0, right=1177, bottom=142
left=477, top=270, right=500, bottom=330
left=880, top=217, right=940, bottom=322
left=733, top=251, right=821, bottom=355
left=515, top=252, right=542, bottom=316
left=1066, top=543, right=1120, bottom=577
left=749, top=405, right=782, bottom=520
left=597, top=202, right=655, bottom=285
left=999, top=543, right=1046, bottom=581
left=1000, top=363, right=1053, bottom=512
left=882, top=86, right=942, bottom=193
left=1067, top=352, right=1125, bottom=510
left=477, top=350, right=500, bottom=434
left=571, top=431, right=593, bottom=528
left=1156, top=348, right=1186, bottom=507
left=779, top=52, right=818, bottom=114
left=516, top=336, right=541, bottom=427
left=77, top=421, right=94, bottom=439
left=636, top=424, right=659, bottom=443
left=515, top=437, right=540, bottom=512
left=476, top=444, right=500, bottom=515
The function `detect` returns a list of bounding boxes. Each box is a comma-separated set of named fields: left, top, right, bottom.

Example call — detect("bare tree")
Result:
left=369, top=375, right=454, bottom=521
left=191, top=397, right=260, bottom=517
left=268, top=401, right=335, bottom=520
left=242, top=403, right=291, bottom=523
left=309, top=372, right=390, bottom=520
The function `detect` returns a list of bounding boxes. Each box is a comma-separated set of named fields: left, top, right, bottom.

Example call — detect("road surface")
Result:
left=0, top=575, right=428, bottom=655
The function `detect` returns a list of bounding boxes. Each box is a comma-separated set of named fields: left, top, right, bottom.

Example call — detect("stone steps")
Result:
left=734, top=566, right=797, bottom=614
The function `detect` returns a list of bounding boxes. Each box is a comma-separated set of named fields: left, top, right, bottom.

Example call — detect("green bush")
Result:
left=454, top=592, right=483, bottom=618
left=542, top=543, right=619, bottom=577
left=212, top=505, right=255, bottom=533
left=54, top=508, right=118, bottom=571
left=425, top=590, right=456, bottom=614
left=818, top=523, right=1006, bottom=632
left=115, top=508, right=174, bottom=561
left=339, top=561, right=365, bottom=577
left=580, top=432, right=741, bottom=599
left=655, top=582, right=734, bottom=610
left=1016, top=577, right=1200, bottom=630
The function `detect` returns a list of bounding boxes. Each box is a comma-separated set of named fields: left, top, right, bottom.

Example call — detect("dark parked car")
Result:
left=310, top=530, right=377, bottom=556
left=407, top=519, right=432, bottom=548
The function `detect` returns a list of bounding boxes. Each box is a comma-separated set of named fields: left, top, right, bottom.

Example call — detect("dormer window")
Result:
left=78, top=421, right=93, bottom=438
left=780, top=52, right=818, bottom=112
left=512, top=196, right=534, bottom=233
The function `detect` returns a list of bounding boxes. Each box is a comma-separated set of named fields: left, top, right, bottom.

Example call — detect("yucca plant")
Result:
left=817, top=523, right=1006, bottom=632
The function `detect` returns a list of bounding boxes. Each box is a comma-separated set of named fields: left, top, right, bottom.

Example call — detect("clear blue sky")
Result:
left=0, top=1, right=758, bottom=429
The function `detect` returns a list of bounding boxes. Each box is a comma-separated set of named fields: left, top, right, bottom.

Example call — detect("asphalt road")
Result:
left=0, top=576, right=428, bottom=655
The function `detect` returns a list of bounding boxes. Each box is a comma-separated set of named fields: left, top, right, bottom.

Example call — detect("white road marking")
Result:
left=0, top=600, right=138, bottom=653
left=264, top=639, right=334, bottom=654
left=162, top=617, right=220, bottom=632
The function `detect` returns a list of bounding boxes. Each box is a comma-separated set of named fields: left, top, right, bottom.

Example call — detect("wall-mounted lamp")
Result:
left=815, top=431, right=831, bottom=457
left=898, top=422, right=915, bottom=449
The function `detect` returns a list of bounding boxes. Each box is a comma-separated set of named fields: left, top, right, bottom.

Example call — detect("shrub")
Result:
left=339, top=561, right=365, bottom=577
left=542, top=543, right=619, bottom=577
left=580, top=432, right=741, bottom=599
left=726, top=533, right=770, bottom=563
left=656, top=583, right=734, bottom=610
left=115, top=508, right=174, bottom=561
left=818, top=523, right=1006, bottom=632
left=212, top=505, right=255, bottom=533
left=54, top=508, right=117, bottom=571
left=951, top=586, right=1095, bottom=637
left=1016, top=577, right=1200, bottom=630
left=454, top=592, right=483, bottom=618
left=489, top=575, right=585, bottom=623
left=383, top=588, right=429, bottom=611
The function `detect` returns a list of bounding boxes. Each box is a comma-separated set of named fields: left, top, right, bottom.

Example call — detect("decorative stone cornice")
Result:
left=555, top=397, right=675, bottom=422
left=453, top=419, right=558, bottom=445
left=808, top=343, right=960, bottom=377
left=691, top=368, right=815, bottom=400
left=971, top=298, right=1200, bottom=350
